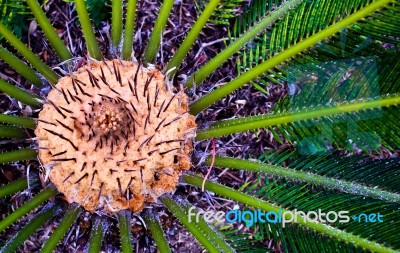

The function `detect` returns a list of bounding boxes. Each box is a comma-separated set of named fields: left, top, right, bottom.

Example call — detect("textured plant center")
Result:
left=35, top=60, right=196, bottom=213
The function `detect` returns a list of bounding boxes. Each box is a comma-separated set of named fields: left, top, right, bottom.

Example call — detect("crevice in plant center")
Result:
left=35, top=60, right=196, bottom=214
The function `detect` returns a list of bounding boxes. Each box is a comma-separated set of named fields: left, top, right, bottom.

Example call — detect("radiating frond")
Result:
left=196, top=0, right=246, bottom=25
left=233, top=0, right=400, bottom=89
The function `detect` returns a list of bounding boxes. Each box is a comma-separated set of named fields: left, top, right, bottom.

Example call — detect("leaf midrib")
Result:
left=196, top=95, right=400, bottom=140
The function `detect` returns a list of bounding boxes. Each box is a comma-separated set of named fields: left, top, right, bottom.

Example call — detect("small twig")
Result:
left=202, top=138, right=215, bottom=192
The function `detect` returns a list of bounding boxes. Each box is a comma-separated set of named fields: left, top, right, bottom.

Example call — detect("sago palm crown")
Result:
left=0, top=0, right=399, bottom=252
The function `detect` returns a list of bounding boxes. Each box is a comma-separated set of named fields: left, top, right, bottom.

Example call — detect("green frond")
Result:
left=0, top=187, right=57, bottom=232
left=144, top=0, right=174, bottom=63
left=197, top=95, right=400, bottom=151
left=143, top=209, right=172, bottom=253
left=256, top=222, right=365, bottom=253
left=0, top=148, right=37, bottom=163
left=195, top=0, right=245, bottom=25
left=206, top=156, right=400, bottom=203
left=0, top=0, right=31, bottom=38
left=160, top=195, right=236, bottom=253
left=111, top=0, right=122, bottom=48
left=0, top=204, right=59, bottom=253
left=122, top=0, right=137, bottom=60
left=0, top=114, right=36, bottom=128
left=190, top=0, right=394, bottom=114
left=183, top=174, right=398, bottom=253
left=197, top=45, right=400, bottom=151
left=0, top=22, right=59, bottom=84
left=231, top=0, right=286, bottom=37
left=0, top=125, right=25, bottom=138
left=186, top=0, right=302, bottom=88
left=234, top=0, right=400, bottom=88
left=26, top=0, right=72, bottom=61
left=88, top=218, right=104, bottom=253
left=165, top=0, right=221, bottom=78
left=74, top=0, right=102, bottom=60
left=0, top=176, right=38, bottom=198
left=0, top=177, right=31, bottom=198
left=0, top=78, right=42, bottom=107
left=218, top=225, right=269, bottom=252
left=0, top=46, right=42, bottom=86
left=117, top=211, right=134, bottom=253
left=235, top=152, right=400, bottom=250
left=41, top=205, right=82, bottom=253
left=259, top=150, right=400, bottom=193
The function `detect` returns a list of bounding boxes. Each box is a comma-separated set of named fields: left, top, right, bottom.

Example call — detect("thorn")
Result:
left=157, top=100, right=165, bottom=118
left=117, top=178, right=123, bottom=196
left=71, top=79, right=79, bottom=95
left=163, top=93, right=177, bottom=112
left=144, top=113, right=150, bottom=130
left=44, top=128, right=78, bottom=150
left=67, top=89, right=76, bottom=102
left=37, top=119, right=56, bottom=126
left=51, top=150, right=67, bottom=157
left=98, top=182, right=103, bottom=200
left=86, top=69, right=100, bottom=88
left=163, top=115, right=182, bottom=128
left=109, top=86, right=121, bottom=95
left=128, top=80, right=135, bottom=95
left=56, top=119, right=73, bottom=132
left=159, top=148, right=180, bottom=156
left=154, top=118, right=166, bottom=132
left=80, top=162, right=87, bottom=171
left=147, top=93, right=151, bottom=111
left=124, top=177, right=134, bottom=195
left=63, top=172, right=74, bottom=183
left=75, top=173, right=88, bottom=184
left=133, top=158, right=146, bottom=163
left=48, top=99, right=66, bottom=118
left=116, top=96, right=127, bottom=103
left=132, top=122, right=136, bottom=138
left=113, top=61, right=122, bottom=86
left=61, top=89, right=70, bottom=104
left=143, top=76, right=154, bottom=97
left=116, top=160, right=125, bottom=166
left=91, top=170, right=98, bottom=186
left=99, top=66, right=109, bottom=86
left=124, top=142, right=129, bottom=155
left=154, top=85, right=159, bottom=107
left=74, top=79, right=92, bottom=97
left=74, top=95, right=83, bottom=103
left=51, top=158, right=77, bottom=162
left=59, top=106, right=73, bottom=114
left=110, top=139, right=114, bottom=154
left=74, top=78, right=87, bottom=87
left=147, top=149, right=158, bottom=156
left=155, top=139, right=184, bottom=146
left=129, top=101, right=137, bottom=113
left=134, top=61, right=141, bottom=85
left=138, top=135, right=154, bottom=150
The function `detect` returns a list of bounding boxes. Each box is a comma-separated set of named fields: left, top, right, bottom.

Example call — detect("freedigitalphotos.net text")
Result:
left=188, top=207, right=383, bottom=228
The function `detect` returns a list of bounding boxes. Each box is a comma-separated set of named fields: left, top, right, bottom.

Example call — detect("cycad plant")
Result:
left=0, top=0, right=399, bottom=252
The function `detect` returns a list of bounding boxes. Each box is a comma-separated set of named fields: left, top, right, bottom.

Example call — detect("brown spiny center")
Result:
left=35, top=60, right=196, bottom=214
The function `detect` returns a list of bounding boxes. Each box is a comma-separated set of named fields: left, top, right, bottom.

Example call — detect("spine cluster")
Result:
left=35, top=60, right=196, bottom=213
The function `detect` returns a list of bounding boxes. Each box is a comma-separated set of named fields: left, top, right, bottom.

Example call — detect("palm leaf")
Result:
left=196, top=0, right=246, bottom=25
left=206, top=150, right=400, bottom=252
left=233, top=0, right=400, bottom=88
